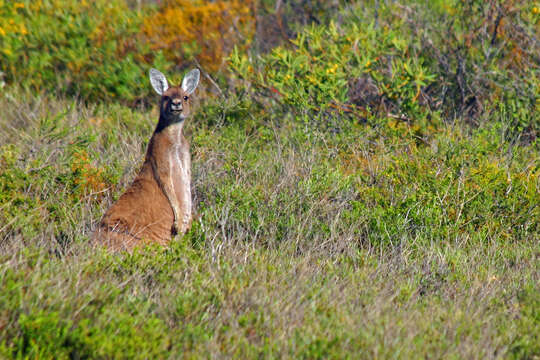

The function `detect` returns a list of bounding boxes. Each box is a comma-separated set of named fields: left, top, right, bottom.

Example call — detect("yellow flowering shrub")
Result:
left=142, top=0, right=255, bottom=72
left=70, top=150, right=107, bottom=197
left=0, top=1, right=28, bottom=56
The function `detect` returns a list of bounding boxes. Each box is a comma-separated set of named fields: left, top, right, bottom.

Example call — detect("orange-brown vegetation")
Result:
left=142, top=0, right=255, bottom=72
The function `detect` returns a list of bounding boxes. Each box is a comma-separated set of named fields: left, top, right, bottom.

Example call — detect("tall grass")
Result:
left=0, top=85, right=538, bottom=358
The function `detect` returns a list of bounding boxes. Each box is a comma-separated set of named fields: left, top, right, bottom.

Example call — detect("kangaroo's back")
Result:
left=94, top=68, right=200, bottom=251
left=94, top=160, right=174, bottom=250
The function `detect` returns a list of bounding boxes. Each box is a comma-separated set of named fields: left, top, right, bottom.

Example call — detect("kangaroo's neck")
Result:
left=163, top=121, right=185, bottom=145
left=155, top=114, right=185, bottom=134
left=154, top=115, right=186, bottom=144
left=143, top=117, right=188, bottom=171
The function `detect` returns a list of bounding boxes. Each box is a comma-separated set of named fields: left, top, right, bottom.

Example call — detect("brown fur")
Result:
left=94, top=76, right=196, bottom=251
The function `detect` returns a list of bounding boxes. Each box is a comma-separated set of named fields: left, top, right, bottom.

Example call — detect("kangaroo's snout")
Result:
left=171, top=98, right=182, bottom=111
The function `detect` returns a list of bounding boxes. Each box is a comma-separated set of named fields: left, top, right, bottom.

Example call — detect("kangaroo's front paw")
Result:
left=171, top=221, right=179, bottom=236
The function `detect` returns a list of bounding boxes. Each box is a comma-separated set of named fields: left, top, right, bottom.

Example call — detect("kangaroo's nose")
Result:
left=171, top=98, right=182, bottom=111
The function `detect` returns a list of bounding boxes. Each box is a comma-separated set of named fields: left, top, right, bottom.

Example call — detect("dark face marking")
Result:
left=160, top=86, right=191, bottom=122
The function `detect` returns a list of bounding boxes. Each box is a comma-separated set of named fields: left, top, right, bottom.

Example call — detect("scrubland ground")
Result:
left=0, top=0, right=539, bottom=358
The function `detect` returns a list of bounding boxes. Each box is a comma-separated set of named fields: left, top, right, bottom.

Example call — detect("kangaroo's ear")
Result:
left=181, top=69, right=200, bottom=95
left=149, top=68, right=169, bottom=95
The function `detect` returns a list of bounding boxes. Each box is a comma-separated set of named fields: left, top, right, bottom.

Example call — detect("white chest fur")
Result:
left=166, top=122, right=192, bottom=229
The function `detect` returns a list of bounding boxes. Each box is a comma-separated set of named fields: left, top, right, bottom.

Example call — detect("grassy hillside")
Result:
left=0, top=0, right=539, bottom=358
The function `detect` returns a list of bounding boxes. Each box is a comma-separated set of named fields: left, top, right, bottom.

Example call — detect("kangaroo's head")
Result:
left=149, top=68, right=200, bottom=123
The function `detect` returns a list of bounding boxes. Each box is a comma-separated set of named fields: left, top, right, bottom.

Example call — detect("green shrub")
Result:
left=0, top=0, right=171, bottom=103
left=230, top=0, right=539, bottom=142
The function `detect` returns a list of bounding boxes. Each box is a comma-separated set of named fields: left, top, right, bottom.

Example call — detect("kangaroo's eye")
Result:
left=183, top=96, right=189, bottom=101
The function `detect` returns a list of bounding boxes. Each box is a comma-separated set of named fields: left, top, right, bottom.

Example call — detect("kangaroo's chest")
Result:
left=169, top=144, right=190, bottom=194
left=164, top=123, right=191, bottom=211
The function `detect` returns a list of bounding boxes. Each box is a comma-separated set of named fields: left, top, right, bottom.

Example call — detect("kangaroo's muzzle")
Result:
left=171, top=98, right=182, bottom=112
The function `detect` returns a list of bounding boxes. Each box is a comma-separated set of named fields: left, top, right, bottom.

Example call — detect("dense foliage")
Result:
left=0, top=0, right=538, bottom=358
left=0, top=0, right=170, bottom=102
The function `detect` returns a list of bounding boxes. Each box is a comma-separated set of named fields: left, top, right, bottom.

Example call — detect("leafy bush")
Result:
left=387, top=0, right=540, bottom=140
left=230, top=0, right=539, bottom=142
left=0, top=0, right=170, bottom=102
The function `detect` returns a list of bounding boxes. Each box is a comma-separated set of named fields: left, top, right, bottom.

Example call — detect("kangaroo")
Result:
left=93, top=68, right=200, bottom=251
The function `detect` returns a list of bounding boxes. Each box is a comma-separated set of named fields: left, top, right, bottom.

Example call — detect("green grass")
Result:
left=0, top=0, right=539, bottom=358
